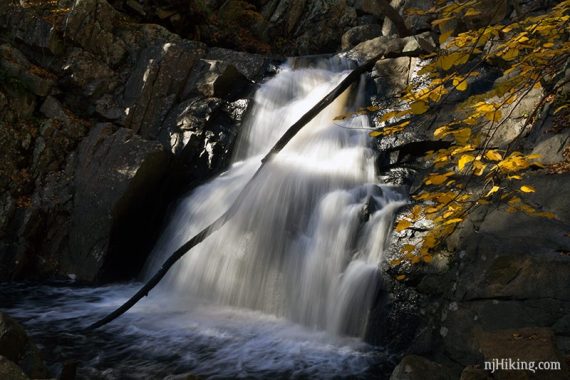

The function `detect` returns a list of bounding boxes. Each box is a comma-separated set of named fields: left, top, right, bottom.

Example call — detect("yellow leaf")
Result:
left=410, top=101, right=429, bottom=114
left=434, top=125, right=449, bottom=138
left=425, top=173, right=453, bottom=185
left=485, top=150, right=503, bottom=161
left=396, top=274, right=407, bottom=281
left=475, top=103, right=495, bottom=113
left=464, top=7, right=481, bottom=16
left=501, top=48, right=519, bottom=61
left=439, top=54, right=457, bottom=70
left=485, top=110, right=502, bottom=122
left=458, top=154, right=475, bottom=170
left=453, top=77, right=468, bottom=91
left=410, top=255, right=421, bottom=264
left=390, top=258, right=402, bottom=266
left=520, top=185, right=536, bottom=193
left=536, top=211, right=556, bottom=219
left=402, top=244, right=416, bottom=253
left=422, top=255, right=433, bottom=263
left=432, top=16, right=454, bottom=26
left=485, top=185, right=500, bottom=197
left=453, top=128, right=471, bottom=145
left=378, top=110, right=399, bottom=122
left=473, top=161, right=487, bottom=176
left=367, top=105, right=380, bottom=112
left=369, top=130, right=382, bottom=137
left=395, top=219, right=412, bottom=232
left=443, top=218, right=463, bottom=225
left=439, top=29, right=453, bottom=45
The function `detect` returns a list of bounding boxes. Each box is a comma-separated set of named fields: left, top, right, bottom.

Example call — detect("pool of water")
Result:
left=0, top=282, right=396, bottom=379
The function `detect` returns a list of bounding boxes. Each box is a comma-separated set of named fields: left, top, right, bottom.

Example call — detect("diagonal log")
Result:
left=87, top=51, right=385, bottom=330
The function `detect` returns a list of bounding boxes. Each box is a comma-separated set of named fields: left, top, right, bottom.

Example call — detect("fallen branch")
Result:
left=87, top=51, right=385, bottom=330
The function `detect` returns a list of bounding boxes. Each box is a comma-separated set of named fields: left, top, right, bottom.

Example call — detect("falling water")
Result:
left=0, top=59, right=408, bottom=379
left=145, top=59, right=406, bottom=338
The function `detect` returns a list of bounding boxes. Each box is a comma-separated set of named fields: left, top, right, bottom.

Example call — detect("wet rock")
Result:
left=66, top=124, right=171, bottom=281
left=0, top=313, right=48, bottom=379
left=161, top=97, right=246, bottom=185
left=341, top=24, right=382, bottom=50
left=194, top=60, right=252, bottom=99
left=205, top=48, right=271, bottom=82
left=389, top=355, right=454, bottom=380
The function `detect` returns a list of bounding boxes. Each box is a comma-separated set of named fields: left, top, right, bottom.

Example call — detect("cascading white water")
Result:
left=145, top=59, right=406, bottom=337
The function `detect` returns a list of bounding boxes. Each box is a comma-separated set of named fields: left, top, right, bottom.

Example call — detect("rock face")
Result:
left=66, top=125, right=171, bottom=281
left=0, top=0, right=265, bottom=281
left=0, top=313, right=48, bottom=378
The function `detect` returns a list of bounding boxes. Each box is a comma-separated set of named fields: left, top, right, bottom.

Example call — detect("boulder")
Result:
left=373, top=57, right=419, bottom=97
left=389, top=355, right=454, bottom=380
left=66, top=124, right=171, bottom=281
left=346, top=32, right=435, bottom=62
left=0, top=313, right=48, bottom=379
left=194, top=60, right=251, bottom=99
left=205, top=48, right=271, bottom=82
left=341, top=24, right=382, bottom=50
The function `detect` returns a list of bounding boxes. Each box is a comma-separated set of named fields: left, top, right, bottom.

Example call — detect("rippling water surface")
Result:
left=0, top=282, right=395, bottom=379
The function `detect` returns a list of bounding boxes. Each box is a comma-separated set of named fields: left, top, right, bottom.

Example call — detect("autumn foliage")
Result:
left=368, top=1, right=569, bottom=267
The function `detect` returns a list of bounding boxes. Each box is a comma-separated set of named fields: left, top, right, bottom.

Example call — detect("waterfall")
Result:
left=144, top=59, right=406, bottom=337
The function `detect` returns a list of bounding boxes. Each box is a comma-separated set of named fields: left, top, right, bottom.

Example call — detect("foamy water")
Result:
left=1, top=60, right=405, bottom=379
left=144, top=60, right=406, bottom=337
